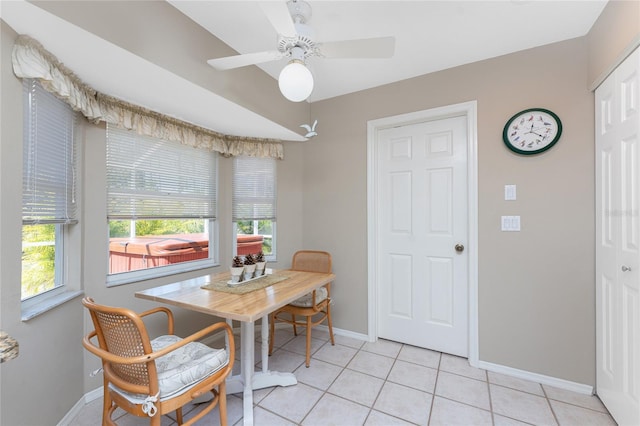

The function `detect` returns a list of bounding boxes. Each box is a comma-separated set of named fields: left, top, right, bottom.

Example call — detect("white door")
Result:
left=596, top=47, right=640, bottom=426
left=376, top=116, right=468, bottom=356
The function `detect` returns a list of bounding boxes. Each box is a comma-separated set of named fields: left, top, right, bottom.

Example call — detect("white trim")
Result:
left=589, top=34, right=640, bottom=92
left=21, top=290, right=83, bottom=321
left=366, top=100, right=479, bottom=365
left=56, top=387, right=102, bottom=426
left=478, top=360, right=594, bottom=395
left=313, top=323, right=370, bottom=343
left=201, top=322, right=370, bottom=349
left=64, top=321, right=596, bottom=425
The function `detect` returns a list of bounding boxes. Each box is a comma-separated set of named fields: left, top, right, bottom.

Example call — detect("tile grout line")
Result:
left=78, top=334, right=616, bottom=426
left=368, top=341, right=406, bottom=424
left=541, top=383, right=562, bottom=426
left=426, top=351, right=442, bottom=425
left=300, top=338, right=339, bottom=426
left=485, top=369, right=496, bottom=426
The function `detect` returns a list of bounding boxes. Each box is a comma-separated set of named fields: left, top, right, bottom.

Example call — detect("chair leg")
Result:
left=150, top=412, right=161, bottom=426
left=102, top=383, right=112, bottom=426
left=268, top=313, right=275, bottom=355
left=218, top=382, right=228, bottom=426
left=305, top=315, right=312, bottom=367
left=175, top=407, right=183, bottom=425
left=106, top=405, right=118, bottom=426
left=292, top=313, right=298, bottom=335
left=327, top=304, right=335, bottom=346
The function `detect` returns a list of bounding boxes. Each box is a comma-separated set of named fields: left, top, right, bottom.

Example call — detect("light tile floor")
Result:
left=69, top=328, right=617, bottom=425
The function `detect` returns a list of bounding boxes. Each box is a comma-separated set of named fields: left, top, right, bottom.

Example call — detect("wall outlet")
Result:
left=505, top=185, right=517, bottom=201
left=501, top=215, right=521, bottom=231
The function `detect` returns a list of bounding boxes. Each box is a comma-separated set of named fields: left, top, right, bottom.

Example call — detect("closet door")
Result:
left=595, top=47, right=640, bottom=426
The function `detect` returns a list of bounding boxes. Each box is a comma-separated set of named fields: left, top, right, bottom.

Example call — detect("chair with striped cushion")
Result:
left=269, top=250, right=335, bottom=367
left=82, top=297, right=234, bottom=426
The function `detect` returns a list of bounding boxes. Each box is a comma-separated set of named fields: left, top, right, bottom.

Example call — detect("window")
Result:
left=106, top=125, right=218, bottom=284
left=21, top=79, right=77, bottom=302
left=232, top=156, right=276, bottom=260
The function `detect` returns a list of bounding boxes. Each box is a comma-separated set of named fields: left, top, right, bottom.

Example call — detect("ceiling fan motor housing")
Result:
left=206, top=0, right=395, bottom=76
left=278, top=22, right=316, bottom=59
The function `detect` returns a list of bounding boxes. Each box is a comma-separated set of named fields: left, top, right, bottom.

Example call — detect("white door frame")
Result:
left=366, top=100, right=479, bottom=366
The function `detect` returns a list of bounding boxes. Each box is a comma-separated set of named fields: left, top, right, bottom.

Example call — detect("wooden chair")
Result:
left=269, top=250, right=335, bottom=367
left=82, top=297, right=234, bottom=426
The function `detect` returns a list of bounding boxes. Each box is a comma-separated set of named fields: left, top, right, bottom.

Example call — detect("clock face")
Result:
left=502, top=108, right=562, bottom=155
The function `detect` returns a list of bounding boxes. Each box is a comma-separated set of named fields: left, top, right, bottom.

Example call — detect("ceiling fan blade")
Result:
left=259, top=1, right=297, bottom=38
left=207, top=50, right=283, bottom=71
left=319, top=36, right=395, bottom=59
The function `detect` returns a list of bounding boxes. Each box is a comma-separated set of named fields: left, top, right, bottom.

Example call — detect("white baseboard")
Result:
left=66, top=326, right=592, bottom=425
left=314, top=323, right=370, bottom=342
left=477, top=360, right=594, bottom=395
left=57, top=387, right=102, bottom=426
left=200, top=321, right=370, bottom=347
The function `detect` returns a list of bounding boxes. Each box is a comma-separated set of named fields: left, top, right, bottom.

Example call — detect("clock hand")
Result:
left=531, top=125, right=551, bottom=131
left=525, top=124, right=546, bottom=136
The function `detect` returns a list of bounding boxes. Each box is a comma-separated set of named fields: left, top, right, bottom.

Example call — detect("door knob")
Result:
left=622, top=265, right=632, bottom=272
left=455, top=244, right=465, bottom=253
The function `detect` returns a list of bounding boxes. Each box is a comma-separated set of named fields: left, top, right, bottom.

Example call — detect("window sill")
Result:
left=107, top=261, right=220, bottom=287
left=21, top=290, right=84, bottom=321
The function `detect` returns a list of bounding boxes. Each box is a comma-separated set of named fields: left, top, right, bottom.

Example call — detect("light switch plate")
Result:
left=501, top=215, right=521, bottom=231
left=505, top=185, right=517, bottom=201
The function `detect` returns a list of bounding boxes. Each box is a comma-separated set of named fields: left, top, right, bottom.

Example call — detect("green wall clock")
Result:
left=502, top=108, right=562, bottom=155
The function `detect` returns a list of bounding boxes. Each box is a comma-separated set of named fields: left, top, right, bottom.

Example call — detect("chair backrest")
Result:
left=82, top=297, right=155, bottom=388
left=291, top=250, right=332, bottom=273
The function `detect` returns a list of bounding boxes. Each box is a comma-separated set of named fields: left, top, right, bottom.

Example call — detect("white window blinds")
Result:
left=106, top=125, right=217, bottom=220
left=22, top=79, right=77, bottom=225
left=233, top=156, right=276, bottom=221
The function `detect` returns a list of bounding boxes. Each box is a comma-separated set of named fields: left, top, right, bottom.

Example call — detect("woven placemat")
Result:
left=201, top=273, right=289, bottom=295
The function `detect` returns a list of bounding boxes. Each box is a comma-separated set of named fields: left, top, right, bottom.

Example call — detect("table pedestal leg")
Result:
left=225, top=317, right=297, bottom=426
left=241, top=321, right=254, bottom=426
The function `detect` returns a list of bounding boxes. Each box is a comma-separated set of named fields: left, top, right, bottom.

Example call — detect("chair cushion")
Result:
left=289, top=286, right=328, bottom=308
left=110, top=335, right=229, bottom=403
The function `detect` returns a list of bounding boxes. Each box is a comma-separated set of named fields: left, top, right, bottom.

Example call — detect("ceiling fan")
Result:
left=207, top=0, right=395, bottom=102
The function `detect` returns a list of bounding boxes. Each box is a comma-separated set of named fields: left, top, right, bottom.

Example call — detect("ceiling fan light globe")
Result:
left=278, top=61, right=314, bottom=102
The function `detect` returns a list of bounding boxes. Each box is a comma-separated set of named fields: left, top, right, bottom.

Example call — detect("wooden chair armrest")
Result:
left=83, top=321, right=234, bottom=366
left=310, top=281, right=332, bottom=312
left=137, top=306, right=174, bottom=335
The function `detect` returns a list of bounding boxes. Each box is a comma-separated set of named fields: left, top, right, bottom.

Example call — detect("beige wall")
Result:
left=2, top=1, right=640, bottom=423
left=307, top=36, right=596, bottom=385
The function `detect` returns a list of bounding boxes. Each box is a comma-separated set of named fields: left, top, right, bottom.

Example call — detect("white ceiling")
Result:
left=170, top=0, right=608, bottom=102
left=1, top=1, right=608, bottom=141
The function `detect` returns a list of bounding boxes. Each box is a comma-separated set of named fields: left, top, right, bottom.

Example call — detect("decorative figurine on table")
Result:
left=255, top=251, right=266, bottom=276
left=243, top=254, right=256, bottom=280
left=230, top=255, right=245, bottom=283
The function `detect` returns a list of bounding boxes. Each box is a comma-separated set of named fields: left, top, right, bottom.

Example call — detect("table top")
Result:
left=135, top=269, right=335, bottom=322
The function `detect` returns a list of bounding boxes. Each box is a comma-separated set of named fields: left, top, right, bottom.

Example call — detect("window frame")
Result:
left=106, top=218, right=219, bottom=286
left=21, top=223, right=65, bottom=303
left=232, top=156, right=277, bottom=261
left=232, top=220, right=277, bottom=262
left=21, top=79, right=82, bottom=319
left=105, top=125, right=219, bottom=286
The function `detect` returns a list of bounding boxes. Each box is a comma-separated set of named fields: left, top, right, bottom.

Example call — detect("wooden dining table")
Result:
left=135, top=268, right=335, bottom=426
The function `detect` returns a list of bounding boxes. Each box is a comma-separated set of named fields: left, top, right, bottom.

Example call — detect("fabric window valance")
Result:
left=11, top=35, right=284, bottom=159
